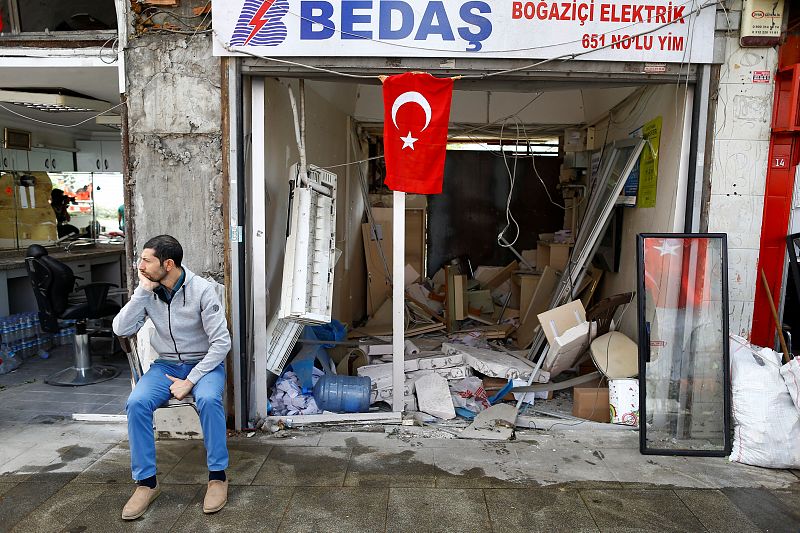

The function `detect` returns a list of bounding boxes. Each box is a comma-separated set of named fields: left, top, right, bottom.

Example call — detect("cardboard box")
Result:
left=572, top=384, right=610, bottom=422
left=537, top=241, right=572, bottom=271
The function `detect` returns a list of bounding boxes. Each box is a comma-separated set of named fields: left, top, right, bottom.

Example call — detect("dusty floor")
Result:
left=1, top=351, right=800, bottom=531
left=1, top=413, right=799, bottom=532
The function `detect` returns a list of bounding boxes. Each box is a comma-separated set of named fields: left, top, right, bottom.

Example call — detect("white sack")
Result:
left=780, top=357, right=800, bottom=412
left=730, top=335, right=800, bottom=468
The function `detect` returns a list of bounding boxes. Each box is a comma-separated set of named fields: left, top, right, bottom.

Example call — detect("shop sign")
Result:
left=212, top=0, right=716, bottom=63
left=740, top=0, right=784, bottom=47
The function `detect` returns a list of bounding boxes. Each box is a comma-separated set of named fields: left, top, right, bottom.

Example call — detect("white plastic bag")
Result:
left=450, top=377, right=490, bottom=414
left=730, top=335, right=800, bottom=468
left=780, top=357, right=800, bottom=412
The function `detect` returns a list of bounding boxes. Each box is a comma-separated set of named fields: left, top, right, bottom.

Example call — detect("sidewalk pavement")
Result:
left=1, top=415, right=799, bottom=532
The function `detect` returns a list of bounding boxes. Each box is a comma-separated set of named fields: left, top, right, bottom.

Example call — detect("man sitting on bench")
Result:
left=112, top=235, right=231, bottom=520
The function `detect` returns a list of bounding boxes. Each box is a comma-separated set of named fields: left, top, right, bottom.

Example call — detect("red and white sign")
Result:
left=382, top=73, right=453, bottom=195
left=753, top=70, right=771, bottom=83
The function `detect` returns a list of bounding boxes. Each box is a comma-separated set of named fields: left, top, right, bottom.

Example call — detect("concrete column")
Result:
left=123, top=33, right=225, bottom=281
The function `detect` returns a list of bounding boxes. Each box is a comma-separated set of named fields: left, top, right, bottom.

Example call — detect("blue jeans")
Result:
left=126, top=361, right=228, bottom=481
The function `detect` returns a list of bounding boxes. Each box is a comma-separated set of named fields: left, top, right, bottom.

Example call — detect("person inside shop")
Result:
left=118, top=204, right=125, bottom=233
left=49, top=188, right=79, bottom=238
left=112, top=235, right=231, bottom=520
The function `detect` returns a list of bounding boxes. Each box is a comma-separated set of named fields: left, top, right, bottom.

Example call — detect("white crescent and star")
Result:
left=391, top=91, right=432, bottom=150
left=653, top=240, right=681, bottom=256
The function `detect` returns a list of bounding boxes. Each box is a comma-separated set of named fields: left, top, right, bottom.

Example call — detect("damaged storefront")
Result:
left=207, top=0, right=768, bottom=454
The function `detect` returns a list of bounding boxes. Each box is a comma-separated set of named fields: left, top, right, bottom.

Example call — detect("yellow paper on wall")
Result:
left=636, top=116, right=662, bottom=208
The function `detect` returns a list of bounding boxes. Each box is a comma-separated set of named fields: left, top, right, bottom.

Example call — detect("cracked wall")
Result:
left=124, top=33, right=225, bottom=281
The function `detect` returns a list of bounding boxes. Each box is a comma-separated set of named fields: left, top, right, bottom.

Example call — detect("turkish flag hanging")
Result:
left=643, top=237, right=711, bottom=309
left=382, top=73, right=454, bottom=195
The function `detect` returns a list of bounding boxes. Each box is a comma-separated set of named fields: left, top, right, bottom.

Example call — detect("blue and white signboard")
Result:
left=212, top=0, right=717, bottom=63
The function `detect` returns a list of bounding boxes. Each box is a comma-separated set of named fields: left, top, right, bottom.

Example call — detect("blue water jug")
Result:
left=312, top=374, right=371, bottom=413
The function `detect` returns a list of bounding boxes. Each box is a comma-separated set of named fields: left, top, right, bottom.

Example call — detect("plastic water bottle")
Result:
left=0, top=347, right=21, bottom=374
left=312, top=374, right=371, bottom=413
left=35, top=336, right=48, bottom=359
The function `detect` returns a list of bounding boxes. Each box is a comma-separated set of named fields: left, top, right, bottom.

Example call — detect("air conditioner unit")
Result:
left=265, top=315, right=304, bottom=376
left=278, top=164, right=337, bottom=324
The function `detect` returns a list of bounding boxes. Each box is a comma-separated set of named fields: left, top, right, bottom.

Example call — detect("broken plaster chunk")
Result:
left=415, top=373, right=456, bottom=420
left=442, top=343, right=549, bottom=382
left=357, top=363, right=393, bottom=390
left=416, top=352, right=464, bottom=370
left=460, top=403, right=518, bottom=441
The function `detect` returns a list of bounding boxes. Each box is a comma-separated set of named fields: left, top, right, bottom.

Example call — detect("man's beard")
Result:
left=143, top=268, right=167, bottom=282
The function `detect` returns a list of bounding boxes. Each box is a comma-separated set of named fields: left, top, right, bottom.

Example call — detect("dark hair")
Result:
left=51, top=188, right=64, bottom=200
left=143, top=235, right=183, bottom=268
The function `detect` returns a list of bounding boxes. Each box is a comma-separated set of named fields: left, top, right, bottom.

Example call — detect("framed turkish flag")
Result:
left=382, top=73, right=454, bottom=195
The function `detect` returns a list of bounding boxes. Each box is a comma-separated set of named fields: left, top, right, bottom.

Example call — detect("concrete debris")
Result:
left=460, top=403, right=518, bottom=440
left=416, top=352, right=464, bottom=370
left=415, top=372, right=456, bottom=420
left=385, top=426, right=458, bottom=441
left=442, top=343, right=549, bottom=382
left=357, top=362, right=393, bottom=390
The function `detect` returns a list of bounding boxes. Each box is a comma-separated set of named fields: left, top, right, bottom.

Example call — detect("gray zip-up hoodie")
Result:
left=112, top=266, right=231, bottom=385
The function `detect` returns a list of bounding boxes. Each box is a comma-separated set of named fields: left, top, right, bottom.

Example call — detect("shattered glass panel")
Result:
left=638, top=234, right=730, bottom=455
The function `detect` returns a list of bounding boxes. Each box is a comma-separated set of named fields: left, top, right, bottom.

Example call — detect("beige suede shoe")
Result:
left=121, top=484, right=161, bottom=520
left=203, top=480, right=228, bottom=514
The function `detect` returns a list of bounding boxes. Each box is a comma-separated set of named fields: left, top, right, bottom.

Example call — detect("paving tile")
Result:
left=722, top=488, right=800, bottom=533
left=603, top=451, right=799, bottom=490
left=151, top=440, right=201, bottom=478
left=0, top=481, right=19, bottom=497
left=252, top=446, right=351, bottom=487
left=598, top=449, right=715, bottom=488
left=512, top=444, right=621, bottom=488
left=386, top=488, right=490, bottom=533
left=162, top=443, right=269, bottom=485
left=75, top=445, right=133, bottom=484
left=581, top=489, right=706, bottom=532
left=318, top=430, right=411, bottom=449
left=434, top=446, right=532, bottom=488
left=0, top=475, right=75, bottom=531
left=485, top=488, right=599, bottom=532
left=10, top=482, right=107, bottom=533
left=172, top=485, right=294, bottom=533
left=344, top=448, right=436, bottom=488
left=93, top=403, right=127, bottom=415
left=277, top=487, right=388, bottom=533
left=36, top=442, right=117, bottom=474
left=0, top=442, right=76, bottom=476
left=0, top=443, right=29, bottom=471
left=60, top=483, right=202, bottom=533
left=675, top=489, right=761, bottom=533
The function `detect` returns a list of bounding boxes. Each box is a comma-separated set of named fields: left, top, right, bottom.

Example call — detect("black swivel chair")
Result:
left=24, top=244, right=122, bottom=386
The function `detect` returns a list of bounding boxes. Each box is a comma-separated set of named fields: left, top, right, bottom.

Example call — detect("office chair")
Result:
left=24, top=244, right=122, bottom=386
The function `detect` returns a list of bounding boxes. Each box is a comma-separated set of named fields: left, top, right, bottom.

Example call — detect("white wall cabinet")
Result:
left=27, top=148, right=50, bottom=171
left=0, top=148, right=29, bottom=171
left=101, top=140, right=122, bottom=172
left=49, top=149, right=74, bottom=172
left=76, top=140, right=122, bottom=172
left=28, top=148, right=76, bottom=172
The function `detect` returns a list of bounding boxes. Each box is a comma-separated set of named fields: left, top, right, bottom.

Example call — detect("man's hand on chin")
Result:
left=138, top=270, right=160, bottom=292
left=166, top=375, right=194, bottom=400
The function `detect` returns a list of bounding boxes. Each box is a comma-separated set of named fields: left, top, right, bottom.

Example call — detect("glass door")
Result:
left=636, top=233, right=731, bottom=456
